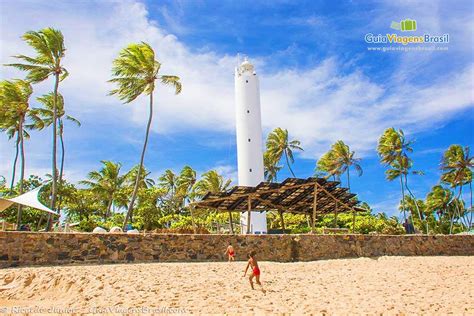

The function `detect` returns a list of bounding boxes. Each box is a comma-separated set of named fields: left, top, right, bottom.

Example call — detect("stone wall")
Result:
left=0, top=232, right=473, bottom=268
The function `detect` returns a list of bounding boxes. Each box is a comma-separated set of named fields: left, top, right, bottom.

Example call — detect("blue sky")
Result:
left=0, top=0, right=473, bottom=216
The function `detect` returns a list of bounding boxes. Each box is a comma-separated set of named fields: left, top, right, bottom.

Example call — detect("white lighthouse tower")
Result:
left=235, top=58, right=268, bottom=234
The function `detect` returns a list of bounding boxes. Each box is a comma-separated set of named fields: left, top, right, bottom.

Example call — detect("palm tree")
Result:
left=6, top=28, right=68, bottom=230
left=109, top=42, right=181, bottom=230
left=426, top=185, right=455, bottom=233
left=176, top=166, right=197, bottom=203
left=0, top=80, right=43, bottom=227
left=316, top=149, right=340, bottom=180
left=176, top=166, right=197, bottom=231
left=266, top=128, right=303, bottom=177
left=377, top=127, right=413, bottom=165
left=440, top=145, right=473, bottom=231
left=193, top=170, right=232, bottom=198
left=80, top=161, right=125, bottom=219
left=263, top=152, right=282, bottom=183
left=1, top=112, right=31, bottom=192
left=377, top=128, right=424, bottom=229
left=322, top=141, right=362, bottom=190
left=159, top=169, right=178, bottom=196
left=36, top=93, right=81, bottom=191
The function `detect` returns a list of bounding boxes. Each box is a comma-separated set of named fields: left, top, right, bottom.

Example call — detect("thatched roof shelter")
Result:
left=190, top=177, right=364, bottom=234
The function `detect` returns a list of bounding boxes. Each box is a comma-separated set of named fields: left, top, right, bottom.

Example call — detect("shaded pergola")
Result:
left=190, top=177, right=364, bottom=234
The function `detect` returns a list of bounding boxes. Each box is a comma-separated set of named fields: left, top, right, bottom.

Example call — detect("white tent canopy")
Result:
left=0, top=186, right=58, bottom=215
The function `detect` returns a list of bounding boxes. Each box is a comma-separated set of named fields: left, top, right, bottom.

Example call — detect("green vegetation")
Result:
left=1, top=28, right=472, bottom=234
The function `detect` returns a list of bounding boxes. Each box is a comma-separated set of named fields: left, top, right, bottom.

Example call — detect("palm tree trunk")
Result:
left=227, top=210, right=234, bottom=234
left=36, top=214, right=44, bottom=230
left=57, top=122, right=65, bottom=215
left=105, top=197, right=113, bottom=220
left=16, top=116, right=25, bottom=229
left=346, top=168, right=350, bottom=191
left=449, top=186, right=463, bottom=234
left=400, top=177, right=407, bottom=223
left=404, top=174, right=428, bottom=234
left=469, top=181, right=473, bottom=229
left=285, top=151, right=296, bottom=177
left=122, top=92, right=154, bottom=230
left=47, top=73, right=60, bottom=231
left=10, top=133, right=20, bottom=193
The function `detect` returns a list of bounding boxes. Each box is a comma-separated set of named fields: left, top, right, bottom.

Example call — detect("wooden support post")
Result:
left=228, top=211, right=234, bottom=234
left=279, top=210, right=285, bottom=233
left=334, top=200, right=338, bottom=228
left=190, top=205, right=197, bottom=234
left=247, top=195, right=252, bottom=234
left=312, top=184, right=318, bottom=233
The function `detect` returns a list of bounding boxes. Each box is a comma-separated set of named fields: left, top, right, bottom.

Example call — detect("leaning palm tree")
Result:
left=266, top=128, right=303, bottom=177
left=0, top=80, right=43, bottom=227
left=36, top=93, right=81, bottom=191
left=109, top=42, right=181, bottom=230
left=440, top=145, right=473, bottom=231
left=80, top=161, right=125, bottom=219
left=6, top=28, right=68, bottom=230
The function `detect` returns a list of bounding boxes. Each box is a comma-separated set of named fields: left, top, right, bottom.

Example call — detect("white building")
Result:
left=234, top=58, right=268, bottom=234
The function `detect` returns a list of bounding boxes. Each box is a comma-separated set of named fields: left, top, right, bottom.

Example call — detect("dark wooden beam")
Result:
left=247, top=195, right=252, bottom=234
left=228, top=210, right=234, bottom=234
left=312, top=184, right=318, bottom=233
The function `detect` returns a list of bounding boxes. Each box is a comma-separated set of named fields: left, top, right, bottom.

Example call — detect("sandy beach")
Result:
left=0, top=256, right=473, bottom=314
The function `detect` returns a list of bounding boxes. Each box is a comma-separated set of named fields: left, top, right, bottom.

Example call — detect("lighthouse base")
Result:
left=240, top=212, right=267, bottom=234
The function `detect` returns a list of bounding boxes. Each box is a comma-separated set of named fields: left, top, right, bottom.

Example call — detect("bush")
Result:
left=153, top=227, right=210, bottom=234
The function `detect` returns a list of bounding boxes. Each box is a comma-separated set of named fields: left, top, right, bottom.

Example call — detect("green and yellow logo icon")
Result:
left=390, top=19, right=417, bottom=32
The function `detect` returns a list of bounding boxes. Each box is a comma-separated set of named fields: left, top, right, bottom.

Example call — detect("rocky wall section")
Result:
left=0, top=232, right=472, bottom=267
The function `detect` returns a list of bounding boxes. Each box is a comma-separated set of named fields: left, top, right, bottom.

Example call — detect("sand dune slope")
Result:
left=0, top=256, right=473, bottom=314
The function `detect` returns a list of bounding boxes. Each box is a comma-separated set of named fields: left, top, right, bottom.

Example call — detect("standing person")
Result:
left=243, top=251, right=265, bottom=293
left=224, top=244, right=235, bottom=262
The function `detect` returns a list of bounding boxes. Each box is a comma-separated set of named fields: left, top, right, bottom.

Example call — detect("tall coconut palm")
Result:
left=263, top=151, right=283, bottom=183
left=0, top=80, right=43, bottom=227
left=109, top=42, right=181, bottom=230
left=36, top=93, right=81, bottom=191
left=266, top=128, right=303, bottom=177
left=440, top=145, right=473, bottom=231
left=6, top=28, right=68, bottom=230
left=80, top=161, right=125, bottom=219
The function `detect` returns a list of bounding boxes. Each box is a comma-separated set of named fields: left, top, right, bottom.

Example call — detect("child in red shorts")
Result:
left=224, top=244, right=235, bottom=262
left=243, top=251, right=265, bottom=293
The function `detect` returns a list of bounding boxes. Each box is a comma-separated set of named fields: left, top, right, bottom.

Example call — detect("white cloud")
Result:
left=1, top=0, right=473, bottom=187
